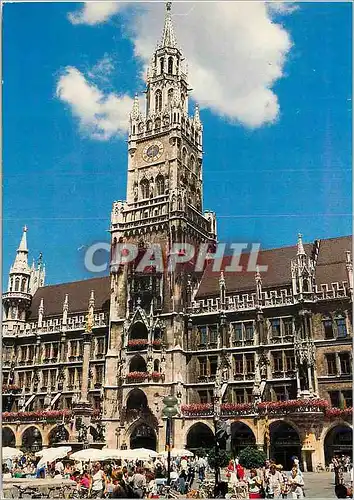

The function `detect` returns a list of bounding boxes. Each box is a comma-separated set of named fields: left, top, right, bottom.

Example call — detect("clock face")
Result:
left=142, top=141, right=164, bottom=162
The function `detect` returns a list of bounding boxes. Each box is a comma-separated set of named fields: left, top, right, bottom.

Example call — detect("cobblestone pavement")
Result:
left=302, top=471, right=351, bottom=499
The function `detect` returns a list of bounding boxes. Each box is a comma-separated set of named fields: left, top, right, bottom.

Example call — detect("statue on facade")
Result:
left=147, top=357, right=153, bottom=374
left=96, top=423, right=106, bottom=442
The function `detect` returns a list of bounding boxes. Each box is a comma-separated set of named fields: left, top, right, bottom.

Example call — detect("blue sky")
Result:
left=3, top=2, right=352, bottom=288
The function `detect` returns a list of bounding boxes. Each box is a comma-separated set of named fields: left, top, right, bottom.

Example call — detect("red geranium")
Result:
left=126, top=372, right=148, bottom=381
left=128, top=339, right=148, bottom=347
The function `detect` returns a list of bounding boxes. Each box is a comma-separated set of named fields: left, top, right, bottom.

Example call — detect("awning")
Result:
left=22, top=394, right=36, bottom=410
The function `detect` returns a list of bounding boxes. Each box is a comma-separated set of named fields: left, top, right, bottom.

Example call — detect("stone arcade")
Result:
left=2, top=3, right=352, bottom=471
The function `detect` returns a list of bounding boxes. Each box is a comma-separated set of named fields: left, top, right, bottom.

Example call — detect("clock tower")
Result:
left=110, top=1, right=217, bottom=316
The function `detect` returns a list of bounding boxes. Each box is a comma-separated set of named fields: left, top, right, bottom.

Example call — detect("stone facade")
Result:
left=2, top=3, right=353, bottom=471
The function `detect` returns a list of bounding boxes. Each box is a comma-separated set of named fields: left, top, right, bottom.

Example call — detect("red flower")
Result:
left=181, top=403, right=213, bottom=415
left=128, top=339, right=148, bottom=347
left=2, top=410, right=72, bottom=422
left=126, top=372, right=148, bottom=380
left=152, top=372, right=162, bottom=379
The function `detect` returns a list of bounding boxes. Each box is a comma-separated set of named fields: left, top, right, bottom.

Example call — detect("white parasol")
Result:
left=69, top=448, right=107, bottom=462
left=119, top=448, right=158, bottom=460
left=36, top=446, right=72, bottom=468
left=159, top=448, right=194, bottom=458
left=2, top=447, right=23, bottom=461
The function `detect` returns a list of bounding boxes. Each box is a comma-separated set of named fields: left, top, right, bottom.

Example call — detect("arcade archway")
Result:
left=21, top=427, right=43, bottom=453
left=130, top=423, right=156, bottom=451
left=324, top=425, right=353, bottom=464
left=126, top=389, right=148, bottom=410
left=130, top=322, right=148, bottom=340
left=231, top=422, right=256, bottom=456
left=129, top=355, right=147, bottom=373
left=186, top=423, right=214, bottom=451
left=270, top=421, right=301, bottom=470
left=3, top=427, right=15, bottom=447
left=48, top=425, right=69, bottom=446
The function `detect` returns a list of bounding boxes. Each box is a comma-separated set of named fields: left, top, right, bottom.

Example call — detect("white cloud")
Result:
left=129, top=2, right=294, bottom=128
left=63, top=2, right=295, bottom=137
left=56, top=66, right=133, bottom=140
left=68, top=2, right=125, bottom=25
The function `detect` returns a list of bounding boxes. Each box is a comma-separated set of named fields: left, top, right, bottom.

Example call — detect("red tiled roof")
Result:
left=196, top=236, right=352, bottom=298
left=29, top=276, right=110, bottom=319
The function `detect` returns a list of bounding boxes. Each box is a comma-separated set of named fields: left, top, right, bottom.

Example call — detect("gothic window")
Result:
left=209, top=356, right=218, bottom=375
left=182, top=147, right=187, bottom=165
left=336, top=317, right=347, bottom=338
left=283, top=318, right=293, bottom=336
left=159, top=57, right=164, bottom=74
left=326, top=354, right=337, bottom=375
left=95, top=365, right=103, bottom=384
left=155, top=117, right=161, bottom=130
left=9, top=278, right=13, bottom=291
left=245, top=354, right=255, bottom=374
left=21, top=278, right=26, bottom=292
left=168, top=56, right=173, bottom=74
left=173, top=112, right=177, bottom=123
left=270, top=318, right=281, bottom=337
left=156, top=175, right=164, bottom=196
left=323, top=317, right=334, bottom=339
left=168, top=88, right=174, bottom=105
left=244, top=322, right=254, bottom=341
left=273, top=386, right=287, bottom=402
left=234, top=355, right=243, bottom=374
left=188, top=155, right=195, bottom=172
left=272, top=352, right=283, bottom=372
left=15, top=278, right=20, bottom=292
left=234, top=389, right=244, bottom=404
left=339, top=352, right=351, bottom=375
left=140, top=179, right=149, bottom=199
left=155, top=90, right=162, bottom=112
left=342, top=390, right=352, bottom=408
left=329, top=391, right=340, bottom=407
left=233, top=323, right=243, bottom=342
left=146, top=120, right=152, bottom=132
left=138, top=122, right=144, bottom=133
left=132, top=125, right=136, bottom=134
left=209, top=325, right=218, bottom=345
left=129, top=355, right=147, bottom=373
left=153, top=359, right=159, bottom=372
left=198, top=326, right=207, bottom=346
left=285, top=351, right=296, bottom=371
left=198, top=357, right=207, bottom=377
left=303, top=279, right=310, bottom=292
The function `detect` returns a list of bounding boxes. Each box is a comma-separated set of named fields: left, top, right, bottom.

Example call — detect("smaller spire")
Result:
left=160, top=1, right=178, bottom=49
left=194, top=104, right=202, bottom=129
left=63, top=294, right=69, bottom=312
left=297, top=233, right=306, bottom=256
left=130, top=93, right=142, bottom=120
left=18, top=226, right=28, bottom=253
left=85, top=290, right=95, bottom=333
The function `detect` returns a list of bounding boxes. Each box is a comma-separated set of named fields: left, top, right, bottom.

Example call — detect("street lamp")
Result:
left=162, top=395, right=178, bottom=485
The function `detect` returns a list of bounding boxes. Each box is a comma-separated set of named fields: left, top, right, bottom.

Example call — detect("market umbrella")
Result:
left=117, top=448, right=158, bottom=460
left=70, top=448, right=107, bottom=462
left=36, top=446, right=72, bottom=468
left=159, top=449, right=194, bottom=458
left=2, top=447, right=23, bottom=461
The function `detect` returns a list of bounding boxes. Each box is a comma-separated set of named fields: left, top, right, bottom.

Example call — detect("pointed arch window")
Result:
left=155, top=117, right=161, bottom=130
left=168, top=88, right=174, bottom=106
left=155, top=90, right=162, bottom=112
left=156, top=175, right=165, bottom=196
left=182, top=147, right=187, bottom=165
left=160, top=57, right=164, bottom=74
left=140, top=179, right=149, bottom=199
left=15, top=278, right=20, bottom=292
left=189, top=155, right=195, bottom=172
left=21, top=278, right=26, bottom=292
left=168, top=57, right=173, bottom=75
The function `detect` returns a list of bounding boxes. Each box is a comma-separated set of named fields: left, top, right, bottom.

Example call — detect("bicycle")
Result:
left=13, top=485, right=46, bottom=499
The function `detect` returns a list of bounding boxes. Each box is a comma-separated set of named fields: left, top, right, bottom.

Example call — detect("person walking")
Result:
left=265, top=463, right=284, bottom=499
left=91, top=462, right=106, bottom=498
left=288, top=467, right=304, bottom=499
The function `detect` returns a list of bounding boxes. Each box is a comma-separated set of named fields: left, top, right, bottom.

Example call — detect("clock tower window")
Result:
left=168, top=56, right=173, bottom=75
left=160, top=58, right=164, bottom=75
left=141, top=179, right=149, bottom=200
left=155, top=90, right=162, bottom=112
left=156, top=175, right=165, bottom=196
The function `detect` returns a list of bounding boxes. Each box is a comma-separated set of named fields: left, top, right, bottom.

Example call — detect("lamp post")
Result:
left=162, top=395, right=178, bottom=485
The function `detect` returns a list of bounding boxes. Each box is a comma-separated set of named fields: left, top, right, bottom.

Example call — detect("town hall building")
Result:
left=2, top=3, right=352, bottom=472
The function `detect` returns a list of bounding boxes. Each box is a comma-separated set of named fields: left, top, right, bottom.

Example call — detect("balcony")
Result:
left=2, top=385, right=21, bottom=394
left=181, top=399, right=338, bottom=418
left=2, top=409, right=72, bottom=423
left=125, top=372, right=148, bottom=383
left=127, top=339, right=149, bottom=351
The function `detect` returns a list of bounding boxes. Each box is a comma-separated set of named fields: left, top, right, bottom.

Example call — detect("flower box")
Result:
left=257, top=399, right=329, bottom=414
left=326, top=407, right=352, bottom=419
left=2, top=384, right=21, bottom=394
left=127, top=339, right=148, bottom=350
left=221, top=403, right=254, bottom=415
left=151, top=372, right=163, bottom=381
left=152, top=340, right=162, bottom=348
left=2, top=409, right=72, bottom=422
left=181, top=403, right=213, bottom=416
left=126, top=371, right=148, bottom=382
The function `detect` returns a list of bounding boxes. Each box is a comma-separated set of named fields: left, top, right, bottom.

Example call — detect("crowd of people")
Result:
left=2, top=451, right=353, bottom=499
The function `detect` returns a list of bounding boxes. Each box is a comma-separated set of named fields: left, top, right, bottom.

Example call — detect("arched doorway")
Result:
left=21, top=427, right=43, bottom=453
left=186, top=423, right=214, bottom=451
left=129, top=355, right=147, bottom=373
left=270, top=421, right=301, bottom=470
left=48, top=425, right=69, bottom=446
left=130, top=322, right=148, bottom=340
left=231, top=422, right=256, bottom=456
left=324, top=425, right=353, bottom=464
left=130, top=423, right=156, bottom=451
left=3, top=427, right=15, bottom=447
left=126, top=389, right=148, bottom=411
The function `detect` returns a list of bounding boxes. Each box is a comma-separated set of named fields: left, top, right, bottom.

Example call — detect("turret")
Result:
left=3, top=227, right=32, bottom=334
left=291, top=233, right=315, bottom=302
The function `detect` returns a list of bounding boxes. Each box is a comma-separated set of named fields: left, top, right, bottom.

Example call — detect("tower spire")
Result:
left=160, top=1, right=178, bottom=49
left=297, top=233, right=306, bottom=256
left=10, top=226, right=30, bottom=275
